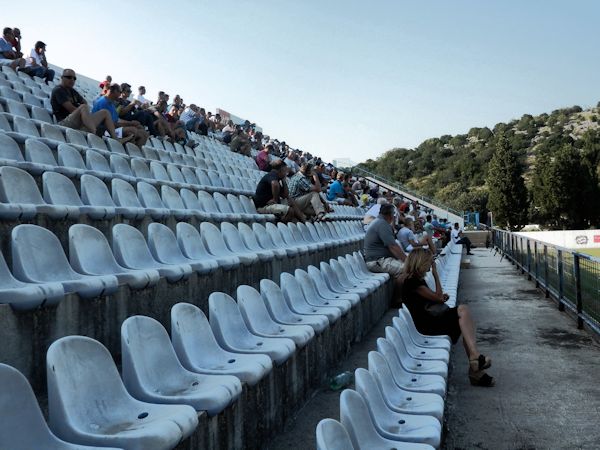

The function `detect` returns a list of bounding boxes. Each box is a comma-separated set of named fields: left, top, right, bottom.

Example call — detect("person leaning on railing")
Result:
left=400, top=248, right=495, bottom=387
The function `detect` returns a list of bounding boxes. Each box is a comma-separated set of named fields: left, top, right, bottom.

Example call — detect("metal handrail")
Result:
left=492, top=227, right=600, bottom=336
left=352, top=166, right=463, bottom=217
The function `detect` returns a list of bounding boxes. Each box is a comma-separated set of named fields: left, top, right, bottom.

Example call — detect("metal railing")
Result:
left=493, top=228, right=600, bottom=335
left=352, top=166, right=463, bottom=217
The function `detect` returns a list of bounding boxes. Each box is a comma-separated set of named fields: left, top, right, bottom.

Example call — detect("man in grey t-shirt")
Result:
left=364, top=204, right=407, bottom=279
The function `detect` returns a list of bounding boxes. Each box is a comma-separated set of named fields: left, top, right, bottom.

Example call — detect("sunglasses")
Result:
left=62, top=75, right=77, bottom=80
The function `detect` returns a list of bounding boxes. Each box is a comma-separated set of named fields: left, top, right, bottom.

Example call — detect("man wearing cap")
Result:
left=25, top=41, right=55, bottom=84
left=254, top=159, right=305, bottom=223
left=288, top=162, right=329, bottom=221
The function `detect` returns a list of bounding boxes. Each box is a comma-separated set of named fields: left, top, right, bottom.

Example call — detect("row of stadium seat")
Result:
left=316, top=247, right=466, bottom=449
left=0, top=252, right=387, bottom=449
left=1, top=219, right=365, bottom=309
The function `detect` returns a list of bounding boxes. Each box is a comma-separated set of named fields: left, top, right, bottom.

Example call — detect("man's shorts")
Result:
left=59, top=110, right=86, bottom=130
left=257, top=203, right=290, bottom=216
left=366, top=257, right=404, bottom=278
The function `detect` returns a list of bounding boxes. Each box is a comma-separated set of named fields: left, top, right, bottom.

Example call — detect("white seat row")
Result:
left=324, top=203, right=367, bottom=220
left=0, top=220, right=365, bottom=310
left=316, top=304, right=454, bottom=449
left=0, top=165, right=266, bottom=222
left=424, top=242, right=462, bottom=308
left=0, top=254, right=386, bottom=449
left=0, top=132, right=259, bottom=195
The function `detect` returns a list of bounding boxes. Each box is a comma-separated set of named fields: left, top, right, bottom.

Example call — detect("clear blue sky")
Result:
left=5, top=0, right=600, bottom=163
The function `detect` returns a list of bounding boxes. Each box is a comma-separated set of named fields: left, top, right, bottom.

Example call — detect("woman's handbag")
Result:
left=424, top=301, right=449, bottom=316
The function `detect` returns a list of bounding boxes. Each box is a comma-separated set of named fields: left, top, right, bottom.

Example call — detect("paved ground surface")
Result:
left=267, top=248, right=600, bottom=450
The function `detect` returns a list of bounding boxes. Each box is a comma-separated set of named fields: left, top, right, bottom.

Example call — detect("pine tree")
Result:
left=531, top=144, right=600, bottom=229
left=486, top=133, right=528, bottom=230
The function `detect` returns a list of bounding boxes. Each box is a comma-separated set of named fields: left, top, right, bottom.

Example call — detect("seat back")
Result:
left=315, top=418, right=354, bottom=450
left=87, top=133, right=107, bottom=151
left=25, top=138, right=57, bottom=166
left=0, top=134, right=23, bottom=161
left=161, top=185, right=186, bottom=210
left=0, top=166, right=45, bottom=203
left=42, top=171, right=83, bottom=206
left=180, top=188, right=203, bottom=210
left=112, top=224, right=155, bottom=267
left=111, top=178, right=143, bottom=208
left=86, top=150, right=112, bottom=173
left=68, top=224, right=122, bottom=274
left=131, top=158, right=152, bottom=178
left=41, top=123, right=66, bottom=142
left=213, top=192, right=233, bottom=213
left=109, top=154, right=134, bottom=177
left=11, top=224, right=76, bottom=282
left=46, top=336, right=132, bottom=434
left=0, top=364, right=68, bottom=449
left=176, top=222, right=212, bottom=260
left=147, top=222, right=186, bottom=261
left=137, top=182, right=166, bottom=209
left=65, top=128, right=88, bottom=147
left=149, top=161, right=169, bottom=182
left=14, top=116, right=39, bottom=136
left=31, top=106, right=54, bottom=123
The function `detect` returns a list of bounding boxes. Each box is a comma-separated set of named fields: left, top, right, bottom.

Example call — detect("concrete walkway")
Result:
left=444, top=248, right=600, bottom=450
left=266, top=249, right=600, bottom=450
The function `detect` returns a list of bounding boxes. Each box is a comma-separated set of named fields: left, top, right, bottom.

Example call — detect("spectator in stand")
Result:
left=0, top=28, right=25, bottom=70
left=196, top=108, right=209, bottom=135
left=99, top=75, right=112, bottom=95
left=327, top=172, right=345, bottom=202
left=211, top=113, right=224, bottom=131
left=451, top=222, right=475, bottom=255
left=342, top=182, right=358, bottom=206
left=135, top=86, right=150, bottom=107
left=397, top=216, right=436, bottom=254
left=400, top=248, right=494, bottom=386
left=254, top=159, right=304, bottom=223
left=51, top=68, right=120, bottom=139
left=230, top=127, right=251, bottom=156
left=256, top=144, right=272, bottom=171
left=222, top=119, right=235, bottom=144
left=92, top=83, right=148, bottom=146
left=284, top=151, right=300, bottom=175
left=179, top=104, right=201, bottom=132
left=364, top=203, right=407, bottom=305
left=24, top=41, right=54, bottom=84
left=10, top=27, right=22, bottom=57
left=287, top=162, right=329, bottom=221
left=116, top=83, right=157, bottom=136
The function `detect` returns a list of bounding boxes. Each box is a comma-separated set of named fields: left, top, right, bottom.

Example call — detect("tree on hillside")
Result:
left=530, top=143, right=600, bottom=229
left=486, top=133, right=528, bottom=230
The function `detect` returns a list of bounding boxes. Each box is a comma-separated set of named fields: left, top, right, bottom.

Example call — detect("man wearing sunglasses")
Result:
left=51, top=68, right=119, bottom=140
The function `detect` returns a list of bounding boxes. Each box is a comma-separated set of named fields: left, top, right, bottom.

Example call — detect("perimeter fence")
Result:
left=493, top=228, right=600, bottom=335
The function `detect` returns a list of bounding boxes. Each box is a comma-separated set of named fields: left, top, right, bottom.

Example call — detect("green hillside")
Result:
left=358, top=104, right=600, bottom=230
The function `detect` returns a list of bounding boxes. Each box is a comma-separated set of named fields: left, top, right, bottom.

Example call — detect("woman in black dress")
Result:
left=401, top=249, right=494, bottom=387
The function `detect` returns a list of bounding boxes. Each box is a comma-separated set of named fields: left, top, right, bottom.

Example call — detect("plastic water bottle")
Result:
left=329, top=371, right=353, bottom=391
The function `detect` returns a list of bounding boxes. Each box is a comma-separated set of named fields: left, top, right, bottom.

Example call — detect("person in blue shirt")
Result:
left=92, top=83, right=149, bottom=146
left=327, top=172, right=352, bottom=204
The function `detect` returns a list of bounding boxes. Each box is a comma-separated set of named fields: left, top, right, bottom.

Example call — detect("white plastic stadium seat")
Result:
left=121, top=315, right=242, bottom=415
left=208, top=292, right=296, bottom=366
left=315, top=418, right=355, bottom=450
left=47, top=336, right=198, bottom=450
left=171, top=302, right=272, bottom=385
left=0, top=363, right=122, bottom=450
left=340, top=390, right=434, bottom=450
left=11, top=224, right=118, bottom=298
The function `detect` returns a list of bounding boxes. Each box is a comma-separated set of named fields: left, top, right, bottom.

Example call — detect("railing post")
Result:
left=510, top=234, right=515, bottom=264
left=544, top=245, right=549, bottom=298
left=527, top=239, right=531, bottom=280
left=534, top=241, right=539, bottom=287
left=520, top=238, right=525, bottom=274
left=558, top=249, right=564, bottom=311
left=573, top=254, right=583, bottom=329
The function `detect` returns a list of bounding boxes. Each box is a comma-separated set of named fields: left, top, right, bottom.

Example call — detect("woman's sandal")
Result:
left=469, top=354, right=491, bottom=372
left=469, top=369, right=495, bottom=387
